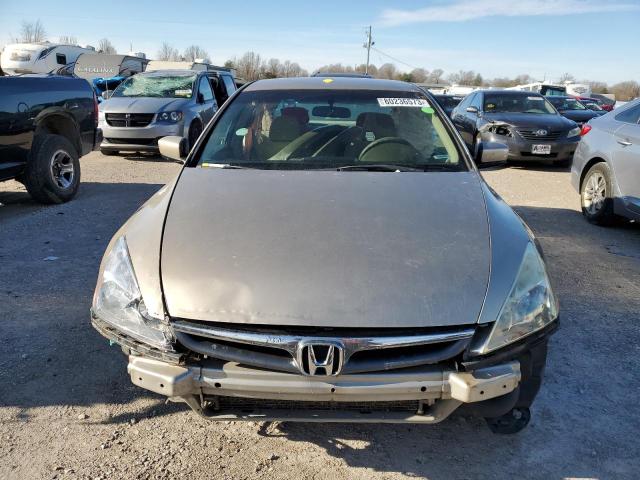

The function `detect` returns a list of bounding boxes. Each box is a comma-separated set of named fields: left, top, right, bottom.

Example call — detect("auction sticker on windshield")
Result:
left=377, top=98, right=430, bottom=107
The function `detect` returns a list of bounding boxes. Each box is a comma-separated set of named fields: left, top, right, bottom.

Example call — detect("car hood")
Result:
left=100, top=96, right=190, bottom=113
left=557, top=110, right=599, bottom=123
left=483, top=112, right=574, bottom=129
left=161, top=169, right=491, bottom=328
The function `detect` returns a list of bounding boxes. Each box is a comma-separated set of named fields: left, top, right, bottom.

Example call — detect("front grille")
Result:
left=104, top=137, right=159, bottom=146
left=105, top=113, right=155, bottom=127
left=517, top=129, right=563, bottom=141
left=172, top=319, right=474, bottom=375
left=214, top=396, right=421, bottom=413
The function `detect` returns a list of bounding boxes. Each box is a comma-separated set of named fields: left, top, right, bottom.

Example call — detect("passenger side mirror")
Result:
left=475, top=141, right=508, bottom=168
left=158, top=136, right=188, bottom=162
left=102, top=90, right=111, bottom=100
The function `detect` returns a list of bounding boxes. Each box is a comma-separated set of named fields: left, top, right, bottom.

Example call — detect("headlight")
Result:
left=158, top=111, right=183, bottom=123
left=488, top=125, right=512, bottom=137
left=479, top=243, right=558, bottom=354
left=93, top=237, right=174, bottom=350
left=567, top=126, right=581, bottom=138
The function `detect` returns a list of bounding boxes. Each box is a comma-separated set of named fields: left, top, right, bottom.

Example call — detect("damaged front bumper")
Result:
left=125, top=354, right=521, bottom=423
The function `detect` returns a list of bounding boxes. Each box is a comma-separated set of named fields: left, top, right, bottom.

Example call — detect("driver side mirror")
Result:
left=475, top=141, right=508, bottom=168
left=158, top=136, right=188, bottom=162
left=466, top=106, right=480, bottom=116
left=197, top=92, right=205, bottom=104
left=102, top=90, right=111, bottom=100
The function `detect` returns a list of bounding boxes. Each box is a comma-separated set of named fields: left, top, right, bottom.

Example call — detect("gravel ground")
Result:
left=1, top=153, right=639, bottom=480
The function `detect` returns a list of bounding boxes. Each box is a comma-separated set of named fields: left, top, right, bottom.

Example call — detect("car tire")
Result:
left=188, top=120, right=203, bottom=152
left=100, top=149, right=119, bottom=156
left=580, top=162, right=617, bottom=226
left=23, top=134, right=80, bottom=204
left=485, top=407, right=531, bottom=434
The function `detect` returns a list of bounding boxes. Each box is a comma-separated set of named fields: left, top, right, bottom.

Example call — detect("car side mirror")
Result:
left=466, top=106, right=479, bottom=115
left=102, top=90, right=111, bottom=100
left=475, top=141, right=508, bottom=168
left=158, top=136, right=188, bottom=162
left=197, top=92, right=205, bottom=104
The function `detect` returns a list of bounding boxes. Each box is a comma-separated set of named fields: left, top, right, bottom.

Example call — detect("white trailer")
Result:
left=0, top=42, right=96, bottom=75
left=507, top=81, right=592, bottom=98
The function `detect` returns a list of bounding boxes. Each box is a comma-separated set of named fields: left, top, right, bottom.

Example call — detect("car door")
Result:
left=455, top=93, right=479, bottom=147
left=196, top=75, right=217, bottom=125
left=611, top=103, right=640, bottom=202
left=452, top=94, right=474, bottom=145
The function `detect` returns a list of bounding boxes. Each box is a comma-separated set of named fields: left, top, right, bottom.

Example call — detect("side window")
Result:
left=456, top=94, right=472, bottom=113
left=198, top=76, right=214, bottom=103
left=222, top=75, right=236, bottom=95
left=56, top=53, right=67, bottom=65
left=615, top=104, right=640, bottom=124
left=471, top=93, right=482, bottom=110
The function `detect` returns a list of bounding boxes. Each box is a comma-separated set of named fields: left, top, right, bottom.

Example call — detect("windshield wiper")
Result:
left=201, top=163, right=251, bottom=169
left=337, top=164, right=420, bottom=172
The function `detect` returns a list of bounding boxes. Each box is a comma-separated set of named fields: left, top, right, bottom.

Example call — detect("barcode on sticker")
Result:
left=377, top=98, right=430, bottom=107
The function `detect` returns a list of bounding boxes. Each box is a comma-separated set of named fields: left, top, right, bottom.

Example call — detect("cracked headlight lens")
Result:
left=567, top=126, right=581, bottom=138
left=93, top=237, right=173, bottom=350
left=480, top=243, right=558, bottom=354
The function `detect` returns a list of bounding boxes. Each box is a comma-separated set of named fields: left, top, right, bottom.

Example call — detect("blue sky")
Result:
left=1, top=0, right=639, bottom=84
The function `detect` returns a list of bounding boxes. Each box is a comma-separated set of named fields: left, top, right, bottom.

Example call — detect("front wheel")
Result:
left=23, top=134, right=80, bottom=204
left=580, top=162, right=616, bottom=225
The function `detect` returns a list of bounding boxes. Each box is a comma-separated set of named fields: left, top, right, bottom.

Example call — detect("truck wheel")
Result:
left=485, top=407, right=531, bottom=434
left=188, top=120, right=203, bottom=152
left=100, top=149, right=119, bottom=156
left=580, top=162, right=616, bottom=226
left=23, top=134, right=80, bottom=204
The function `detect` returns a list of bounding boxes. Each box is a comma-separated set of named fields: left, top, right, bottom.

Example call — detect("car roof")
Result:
left=244, top=77, right=424, bottom=92
left=477, top=89, right=544, bottom=96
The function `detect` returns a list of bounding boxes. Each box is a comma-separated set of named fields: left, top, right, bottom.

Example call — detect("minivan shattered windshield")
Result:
left=198, top=89, right=464, bottom=170
left=112, top=73, right=196, bottom=98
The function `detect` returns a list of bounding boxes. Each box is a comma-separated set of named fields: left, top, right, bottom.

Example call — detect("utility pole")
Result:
left=364, top=26, right=374, bottom=75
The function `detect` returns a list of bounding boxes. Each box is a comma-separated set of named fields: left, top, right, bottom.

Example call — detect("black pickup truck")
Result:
left=0, top=75, right=101, bottom=203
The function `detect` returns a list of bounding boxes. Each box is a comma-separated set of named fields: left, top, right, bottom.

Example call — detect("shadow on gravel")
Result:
left=0, top=181, right=171, bottom=420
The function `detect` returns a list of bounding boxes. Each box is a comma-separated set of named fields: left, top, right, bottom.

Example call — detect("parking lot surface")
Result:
left=1, top=153, right=639, bottom=480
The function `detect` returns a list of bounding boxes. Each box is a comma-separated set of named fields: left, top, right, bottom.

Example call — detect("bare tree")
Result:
left=558, top=72, right=575, bottom=83
left=157, top=42, right=180, bottom=61
left=588, top=81, right=609, bottom=94
left=98, top=38, right=116, bottom=55
left=427, top=68, right=444, bottom=84
left=183, top=45, right=210, bottom=63
left=610, top=81, right=640, bottom=101
left=377, top=63, right=398, bottom=80
left=264, top=58, right=281, bottom=78
left=409, top=68, right=428, bottom=83
left=58, top=35, right=77, bottom=45
left=18, top=19, right=46, bottom=43
left=234, top=51, right=264, bottom=80
left=448, top=70, right=477, bottom=85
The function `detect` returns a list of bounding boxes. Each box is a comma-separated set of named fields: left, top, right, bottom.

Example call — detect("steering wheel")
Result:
left=358, top=137, right=420, bottom=164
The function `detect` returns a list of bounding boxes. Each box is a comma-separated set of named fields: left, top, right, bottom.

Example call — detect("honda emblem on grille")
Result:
left=534, top=129, right=548, bottom=136
left=296, top=340, right=345, bottom=376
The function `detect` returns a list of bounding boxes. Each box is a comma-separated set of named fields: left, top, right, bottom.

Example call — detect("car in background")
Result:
left=451, top=90, right=580, bottom=166
left=571, top=99, right=640, bottom=225
left=547, top=96, right=603, bottom=125
left=0, top=75, right=101, bottom=203
left=1, top=42, right=96, bottom=75
left=99, top=67, right=236, bottom=155
left=431, top=94, right=464, bottom=117
left=579, top=99, right=606, bottom=113
left=590, top=94, right=615, bottom=112
left=91, top=77, right=558, bottom=434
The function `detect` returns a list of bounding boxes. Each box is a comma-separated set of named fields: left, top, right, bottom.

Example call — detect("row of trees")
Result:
left=157, top=42, right=210, bottom=63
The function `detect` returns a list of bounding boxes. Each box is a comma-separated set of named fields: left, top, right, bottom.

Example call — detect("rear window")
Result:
left=197, top=89, right=464, bottom=171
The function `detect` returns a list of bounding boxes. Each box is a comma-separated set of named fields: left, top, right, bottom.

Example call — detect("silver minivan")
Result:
left=99, top=67, right=236, bottom=155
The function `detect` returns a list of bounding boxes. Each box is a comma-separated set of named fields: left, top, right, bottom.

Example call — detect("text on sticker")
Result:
left=377, top=98, right=430, bottom=107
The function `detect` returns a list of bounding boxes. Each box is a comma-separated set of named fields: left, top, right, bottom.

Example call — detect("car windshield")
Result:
left=483, top=94, right=556, bottom=114
left=548, top=97, right=587, bottom=111
left=112, top=73, right=196, bottom=98
left=197, top=89, right=464, bottom=170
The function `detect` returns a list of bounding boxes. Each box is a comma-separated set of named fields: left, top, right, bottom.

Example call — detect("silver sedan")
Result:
left=571, top=99, right=640, bottom=224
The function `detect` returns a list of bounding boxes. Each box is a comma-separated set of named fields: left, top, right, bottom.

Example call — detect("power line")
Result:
left=370, top=46, right=421, bottom=71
